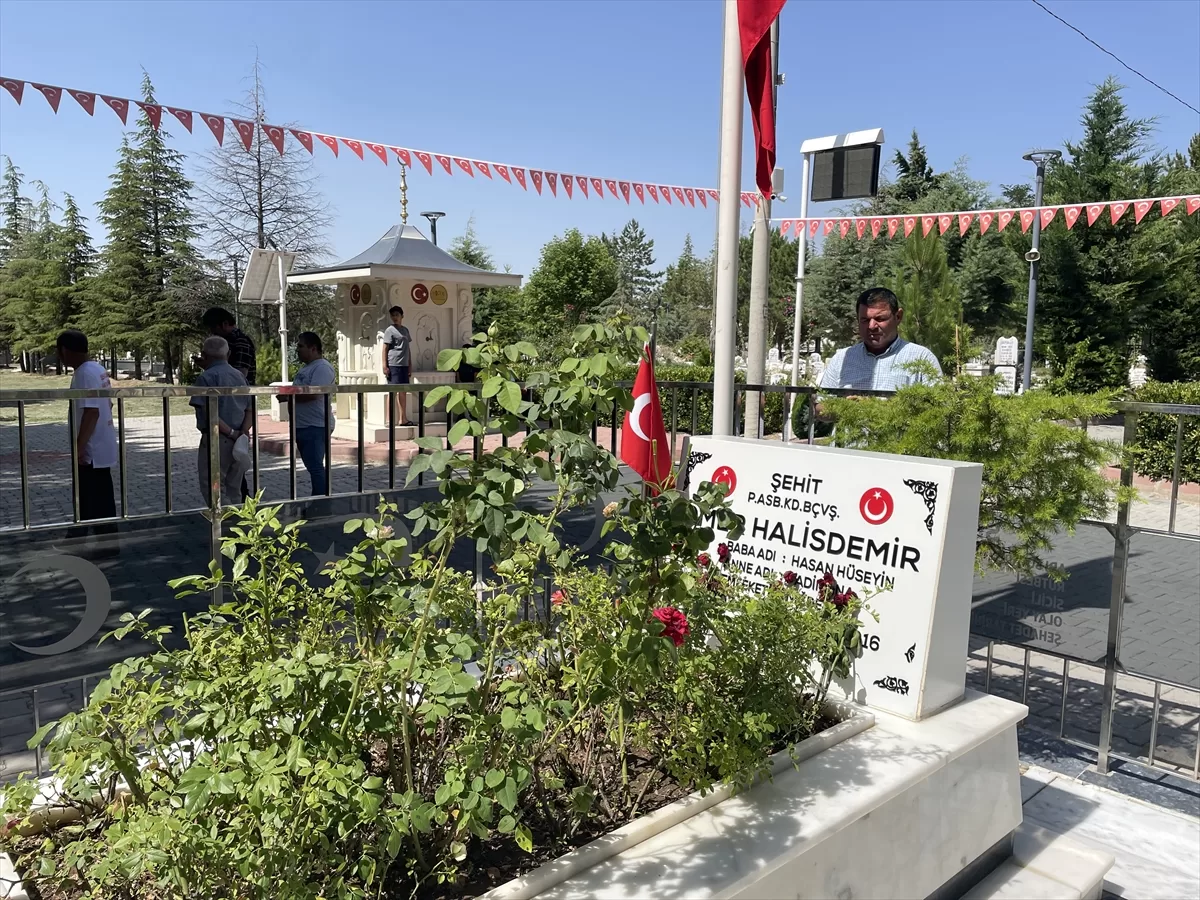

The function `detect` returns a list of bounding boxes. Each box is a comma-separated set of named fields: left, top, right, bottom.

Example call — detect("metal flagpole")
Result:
left=789, top=152, right=811, bottom=388
left=278, top=253, right=289, bottom=384
left=712, top=0, right=744, bottom=436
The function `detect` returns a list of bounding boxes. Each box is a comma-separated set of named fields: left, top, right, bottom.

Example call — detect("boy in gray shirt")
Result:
left=380, top=305, right=413, bottom=425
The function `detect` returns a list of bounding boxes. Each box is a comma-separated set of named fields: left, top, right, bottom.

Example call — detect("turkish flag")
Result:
left=738, top=0, right=786, bottom=197
left=620, top=348, right=672, bottom=491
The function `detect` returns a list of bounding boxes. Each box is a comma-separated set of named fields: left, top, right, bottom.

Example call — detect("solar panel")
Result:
left=238, top=248, right=297, bottom=304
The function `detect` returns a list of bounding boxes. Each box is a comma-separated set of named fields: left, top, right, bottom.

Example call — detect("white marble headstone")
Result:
left=684, top=436, right=983, bottom=720
left=994, top=365, right=1017, bottom=395
left=994, top=336, right=1019, bottom=367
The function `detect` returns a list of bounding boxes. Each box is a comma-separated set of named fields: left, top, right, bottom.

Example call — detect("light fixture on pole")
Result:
left=421, top=211, right=447, bottom=246
left=1020, top=148, right=1061, bottom=393
left=788, top=128, right=884, bottom=393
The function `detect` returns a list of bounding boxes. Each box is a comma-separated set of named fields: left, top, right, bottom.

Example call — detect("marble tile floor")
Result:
left=1020, top=763, right=1200, bottom=900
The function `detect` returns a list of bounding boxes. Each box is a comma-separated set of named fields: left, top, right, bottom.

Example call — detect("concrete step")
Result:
left=962, top=823, right=1114, bottom=900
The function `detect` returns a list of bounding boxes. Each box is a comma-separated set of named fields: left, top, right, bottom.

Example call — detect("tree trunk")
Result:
left=134, top=351, right=144, bottom=381
left=163, top=341, right=174, bottom=385
left=110, top=349, right=118, bottom=380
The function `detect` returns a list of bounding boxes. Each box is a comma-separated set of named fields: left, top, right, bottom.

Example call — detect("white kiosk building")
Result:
left=289, top=197, right=522, bottom=442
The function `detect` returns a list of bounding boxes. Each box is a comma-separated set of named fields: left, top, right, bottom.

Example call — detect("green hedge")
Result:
left=1127, top=381, right=1200, bottom=484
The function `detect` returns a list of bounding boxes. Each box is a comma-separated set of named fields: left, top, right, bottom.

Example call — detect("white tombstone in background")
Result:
left=1129, top=354, right=1148, bottom=388
left=808, top=352, right=825, bottom=386
left=963, top=363, right=989, bottom=379
left=994, top=365, right=1017, bottom=395
left=683, top=436, right=983, bottom=720
left=768, top=347, right=780, bottom=365
left=994, top=336, right=1019, bottom=367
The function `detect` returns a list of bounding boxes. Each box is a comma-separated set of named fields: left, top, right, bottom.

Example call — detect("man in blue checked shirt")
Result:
left=820, top=287, right=942, bottom=392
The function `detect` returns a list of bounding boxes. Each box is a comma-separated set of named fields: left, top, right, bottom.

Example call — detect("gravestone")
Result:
left=683, top=436, right=983, bottom=720
left=994, top=365, right=1017, bottom=395
left=994, top=336, right=1019, bottom=367
left=1129, top=354, right=1148, bottom=388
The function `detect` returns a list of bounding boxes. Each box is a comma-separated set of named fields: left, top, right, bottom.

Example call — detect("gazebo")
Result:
left=289, top=185, right=522, bottom=441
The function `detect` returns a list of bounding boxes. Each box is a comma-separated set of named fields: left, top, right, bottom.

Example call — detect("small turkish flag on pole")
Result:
left=621, top=347, right=672, bottom=492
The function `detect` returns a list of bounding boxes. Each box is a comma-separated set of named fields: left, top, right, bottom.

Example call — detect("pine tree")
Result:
left=600, top=219, right=659, bottom=325
left=134, top=72, right=202, bottom=383
left=891, top=230, right=962, bottom=371
left=97, top=136, right=152, bottom=377
left=659, top=234, right=713, bottom=345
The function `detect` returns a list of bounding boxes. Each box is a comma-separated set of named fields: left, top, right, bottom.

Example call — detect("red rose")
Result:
left=697, top=552, right=712, bottom=568
left=833, top=589, right=857, bottom=608
left=651, top=606, right=689, bottom=647
left=783, top=570, right=799, bottom=585
left=551, top=590, right=566, bottom=607
left=717, top=542, right=730, bottom=562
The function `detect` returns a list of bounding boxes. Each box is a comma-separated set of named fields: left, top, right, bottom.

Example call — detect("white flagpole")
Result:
left=712, top=0, right=744, bottom=436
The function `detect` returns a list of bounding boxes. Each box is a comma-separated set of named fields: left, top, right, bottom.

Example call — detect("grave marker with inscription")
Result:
left=994, top=336, right=1019, bottom=367
left=684, top=436, right=983, bottom=720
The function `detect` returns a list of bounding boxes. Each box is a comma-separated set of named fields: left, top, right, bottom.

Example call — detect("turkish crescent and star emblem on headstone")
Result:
left=859, top=487, right=894, bottom=525
left=712, top=465, right=737, bottom=496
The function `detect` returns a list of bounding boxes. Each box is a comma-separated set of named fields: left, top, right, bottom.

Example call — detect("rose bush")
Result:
left=2, top=321, right=869, bottom=899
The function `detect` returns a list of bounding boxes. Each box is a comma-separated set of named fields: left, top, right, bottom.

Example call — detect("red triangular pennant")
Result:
left=495, top=163, right=511, bottom=183
left=633, top=183, right=645, bottom=204
left=823, top=219, right=836, bottom=236
left=979, top=211, right=995, bottom=235
left=708, top=189, right=720, bottom=204
left=591, top=177, right=604, bottom=197
left=1132, top=199, right=1152, bottom=224
left=1159, top=197, right=1179, bottom=217
left=1187, top=196, right=1200, bottom=215
left=342, top=138, right=364, bottom=160
left=647, top=184, right=659, bottom=203
left=663, top=185, right=674, bottom=205
left=67, top=89, right=95, bottom=116
left=316, top=133, right=340, bottom=156
left=563, top=175, right=573, bottom=199
left=513, top=167, right=527, bottom=189
left=856, top=219, right=868, bottom=239
left=291, top=130, right=314, bottom=154
left=454, top=157, right=474, bottom=176
left=921, top=216, right=935, bottom=237
left=608, top=179, right=621, bottom=199
left=232, top=119, right=255, bottom=152
left=1040, top=207, right=1057, bottom=229
left=997, top=210, right=1015, bottom=232
left=674, top=186, right=687, bottom=205
left=808, top=219, right=820, bottom=238
left=577, top=175, right=588, bottom=197
left=136, top=102, right=161, bottom=129
left=32, top=83, right=62, bottom=113
left=619, top=181, right=631, bottom=203
left=840, top=219, right=852, bottom=238
left=475, top=161, right=491, bottom=178
left=1063, top=205, right=1082, bottom=229
left=263, top=124, right=286, bottom=154
left=1, top=78, right=24, bottom=105
left=903, top=216, right=917, bottom=237
left=684, top=187, right=696, bottom=206
left=1020, top=210, right=1035, bottom=233
left=166, top=107, right=192, bottom=132
left=530, top=170, right=543, bottom=194
left=546, top=172, right=558, bottom=196
left=202, top=113, right=226, bottom=146
left=391, top=146, right=410, bottom=166
left=1110, top=201, right=1129, bottom=224
left=938, top=214, right=952, bottom=235
left=698, top=187, right=708, bottom=208
left=870, top=217, right=884, bottom=239
left=1086, top=203, right=1105, bottom=225
left=367, top=142, right=389, bottom=164
left=435, top=154, right=453, bottom=174
left=101, top=95, right=128, bottom=124
left=958, top=213, right=974, bottom=235
left=887, top=217, right=900, bottom=239
left=780, top=219, right=792, bottom=236
left=415, top=151, right=433, bottom=174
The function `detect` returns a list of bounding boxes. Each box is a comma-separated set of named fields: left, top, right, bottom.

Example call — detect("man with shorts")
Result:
left=380, top=305, right=413, bottom=426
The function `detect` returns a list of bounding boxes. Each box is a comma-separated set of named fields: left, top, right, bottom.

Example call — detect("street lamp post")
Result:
left=1020, top=148, right=1061, bottom=392
left=421, top=211, right=447, bottom=245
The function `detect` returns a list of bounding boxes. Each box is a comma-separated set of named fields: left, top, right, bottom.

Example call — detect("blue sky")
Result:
left=1, top=0, right=1197, bottom=279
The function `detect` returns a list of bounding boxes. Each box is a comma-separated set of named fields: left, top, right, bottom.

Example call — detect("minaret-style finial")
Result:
left=399, top=163, right=409, bottom=226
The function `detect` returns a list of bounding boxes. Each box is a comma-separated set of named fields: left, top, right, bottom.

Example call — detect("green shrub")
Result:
left=1126, top=381, right=1200, bottom=484
left=825, top=375, right=1119, bottom=576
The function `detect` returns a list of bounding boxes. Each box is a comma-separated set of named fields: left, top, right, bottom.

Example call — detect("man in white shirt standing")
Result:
left=820, top=287, right=942, bottom=391
left=57, top=330, right=119, bottom=543
left=291, top=331, right=336, bottom=496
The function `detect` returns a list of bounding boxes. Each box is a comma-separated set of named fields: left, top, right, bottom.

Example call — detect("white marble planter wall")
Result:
left=493, top=690, right=1027, bottom=900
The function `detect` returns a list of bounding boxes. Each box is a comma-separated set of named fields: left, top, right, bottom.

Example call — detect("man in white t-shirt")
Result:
left=290, top=331, right=336, bottom=496
left=57, top=330, right=119, bottom=540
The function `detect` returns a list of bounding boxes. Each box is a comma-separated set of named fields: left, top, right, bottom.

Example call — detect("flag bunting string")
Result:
left=0, top=75, right=766, bottom=208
